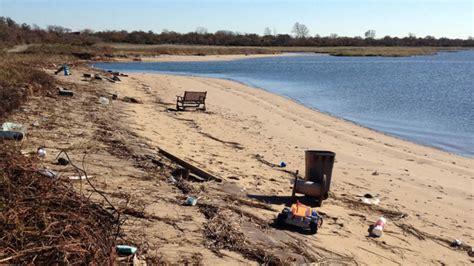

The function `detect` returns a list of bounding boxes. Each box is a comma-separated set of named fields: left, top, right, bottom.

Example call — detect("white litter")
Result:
left=361, top=197, right=380, bottom=205
left=69, top=175, right=93, bottom=180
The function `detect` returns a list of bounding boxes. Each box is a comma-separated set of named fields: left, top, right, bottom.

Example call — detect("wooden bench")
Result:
left=176, top=91, right=207, bottom=111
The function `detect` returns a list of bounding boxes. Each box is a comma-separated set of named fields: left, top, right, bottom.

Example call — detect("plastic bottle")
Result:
left=371, top=216, right=386, bottom=237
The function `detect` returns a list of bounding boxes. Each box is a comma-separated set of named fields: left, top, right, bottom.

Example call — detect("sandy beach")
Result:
left=11, top=57, right=473, bottom=264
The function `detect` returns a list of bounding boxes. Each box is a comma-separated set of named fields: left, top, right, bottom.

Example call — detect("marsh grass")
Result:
left=103, top=43, right=463, bottom=57
left=0, top=53, right=57, bottom=119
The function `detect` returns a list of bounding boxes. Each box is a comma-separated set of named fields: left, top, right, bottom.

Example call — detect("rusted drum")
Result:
left=294, top=180, right=323, bottom=197
left=305, top=150, right=336, bottom=199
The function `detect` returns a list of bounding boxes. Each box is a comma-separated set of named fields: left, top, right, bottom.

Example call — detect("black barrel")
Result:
left=305, top=150, right=336, bottom=198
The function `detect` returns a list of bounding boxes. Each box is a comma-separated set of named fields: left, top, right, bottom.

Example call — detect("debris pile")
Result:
left=200, top=204, right=281, bottom=264
left=0, top=145, right=119, bottom=264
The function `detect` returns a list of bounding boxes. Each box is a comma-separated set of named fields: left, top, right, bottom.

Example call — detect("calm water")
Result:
left=94, top=51, right=474, bottom=157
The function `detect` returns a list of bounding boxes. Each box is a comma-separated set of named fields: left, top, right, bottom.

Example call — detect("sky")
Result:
left=0, top=0, right=472, bottom=39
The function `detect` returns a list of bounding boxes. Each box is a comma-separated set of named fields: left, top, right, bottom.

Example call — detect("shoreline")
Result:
left=156, top=72, right=473, bottom=162
left=93, top=58, right=473, bottom=159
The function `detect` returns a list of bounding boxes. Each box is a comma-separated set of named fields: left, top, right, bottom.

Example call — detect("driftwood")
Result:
left=158, top=148, right=222, bottom=182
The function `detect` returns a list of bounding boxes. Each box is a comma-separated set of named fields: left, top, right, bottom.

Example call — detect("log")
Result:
left=158, top=148, right=222, bottom=182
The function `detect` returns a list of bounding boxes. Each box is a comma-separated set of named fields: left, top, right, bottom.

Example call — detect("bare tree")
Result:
left=292, top=22, right=310, bottom=39
left=263, top=27, right=272, bottom=36
left=195, top=27, right=208, bottom=34
left=47, top=25, right=71, bottom=34
left=364, top=29, right=376, bottom=39
left=329, top=33, right=338, bottom=39
left=408, top=32, right=416, bottom=38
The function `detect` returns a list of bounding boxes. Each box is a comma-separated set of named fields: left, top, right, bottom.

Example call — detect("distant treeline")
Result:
left=1, top=17, right=473, bottom=47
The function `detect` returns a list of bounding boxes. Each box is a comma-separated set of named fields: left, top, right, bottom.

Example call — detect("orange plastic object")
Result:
left=290, top=201, right=311, bottom=217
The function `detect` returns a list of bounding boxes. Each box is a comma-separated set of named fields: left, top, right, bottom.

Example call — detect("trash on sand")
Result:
left=57, top=157, right=69, bottom=165
left=37, top=147, right=46, bottom=158
left=276, top=201, right=323, bottom=234
left=468, top=247, right=474, bottom=257
left=32, top=120, right=40, bottom=127
left=0, top=131, right=24, bottom=141
left=185, top=196, right=198, bottom=206
left=38, top=169, right=57, bottom=178
left=2, top=122, right=24, bottom=131
left=1, top=122, right=25, bottom=141
left=361, top=197, right=380, bottom=205
left=168, top=176, right=177, bottom=184
left=69, top=175, right=93, bottom=180
left=98, top=97, right=110, bottom=105
left=108, top=70, right=128, bottom=77
left=116, top=245, right=137, bottom=256
left=450, top=239, right=463, bottom=248
left=360, top=193, right=380, bottom=205
left=279, top=161, right=287, bottom=168
left=58, top=87, right=74, bottom=97
left=54, top=64, right=71, bottom=76
left=370, top=216, right=386, bottom=237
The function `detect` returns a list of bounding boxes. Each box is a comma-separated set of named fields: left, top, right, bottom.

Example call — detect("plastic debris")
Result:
left=58, top=87, right=74, bottom=97
left=57, top=157, right=69, bottom=166
left=0, top=131, right=24, bottom=141
left=98, top=97, right=110, bottom=105
left=69, top=175, right=93, bottom=180
left=279, top=161, right=287, bottom=168
left=37, top=147, right=46, bottom=158
left=116, top=245, right=137, bottom=256
left=371, top=216, right=387, bottom=237
left=54, top=64, right=70, bottom=75
left=450, top=239, right=463, bottom=248
left=185, top=196, right=198, bottom=206
left=361, top=197, right=380, bottom=205
left=2, top=122, right=24, bottom=131
left=1, top=122, right=25, bottom=141
left=168, top=176, right=177, bottom=184
left=38, top=169, right=57, bottom=178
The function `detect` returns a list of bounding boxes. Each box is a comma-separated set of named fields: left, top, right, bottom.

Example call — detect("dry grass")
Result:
left=0, top=144, right=119, bottom=264
left=101, top=43, right=464, bottom=57
left=24, top=44, right=114, bottom=59
left=0, top=53, right=57, bottom=119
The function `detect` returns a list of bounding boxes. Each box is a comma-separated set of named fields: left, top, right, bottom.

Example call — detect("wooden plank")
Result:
left=158, top=148, right=222, bottom=183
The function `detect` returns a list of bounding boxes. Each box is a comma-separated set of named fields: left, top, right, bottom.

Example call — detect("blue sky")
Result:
left=0, top=0, right=472, bottom=38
